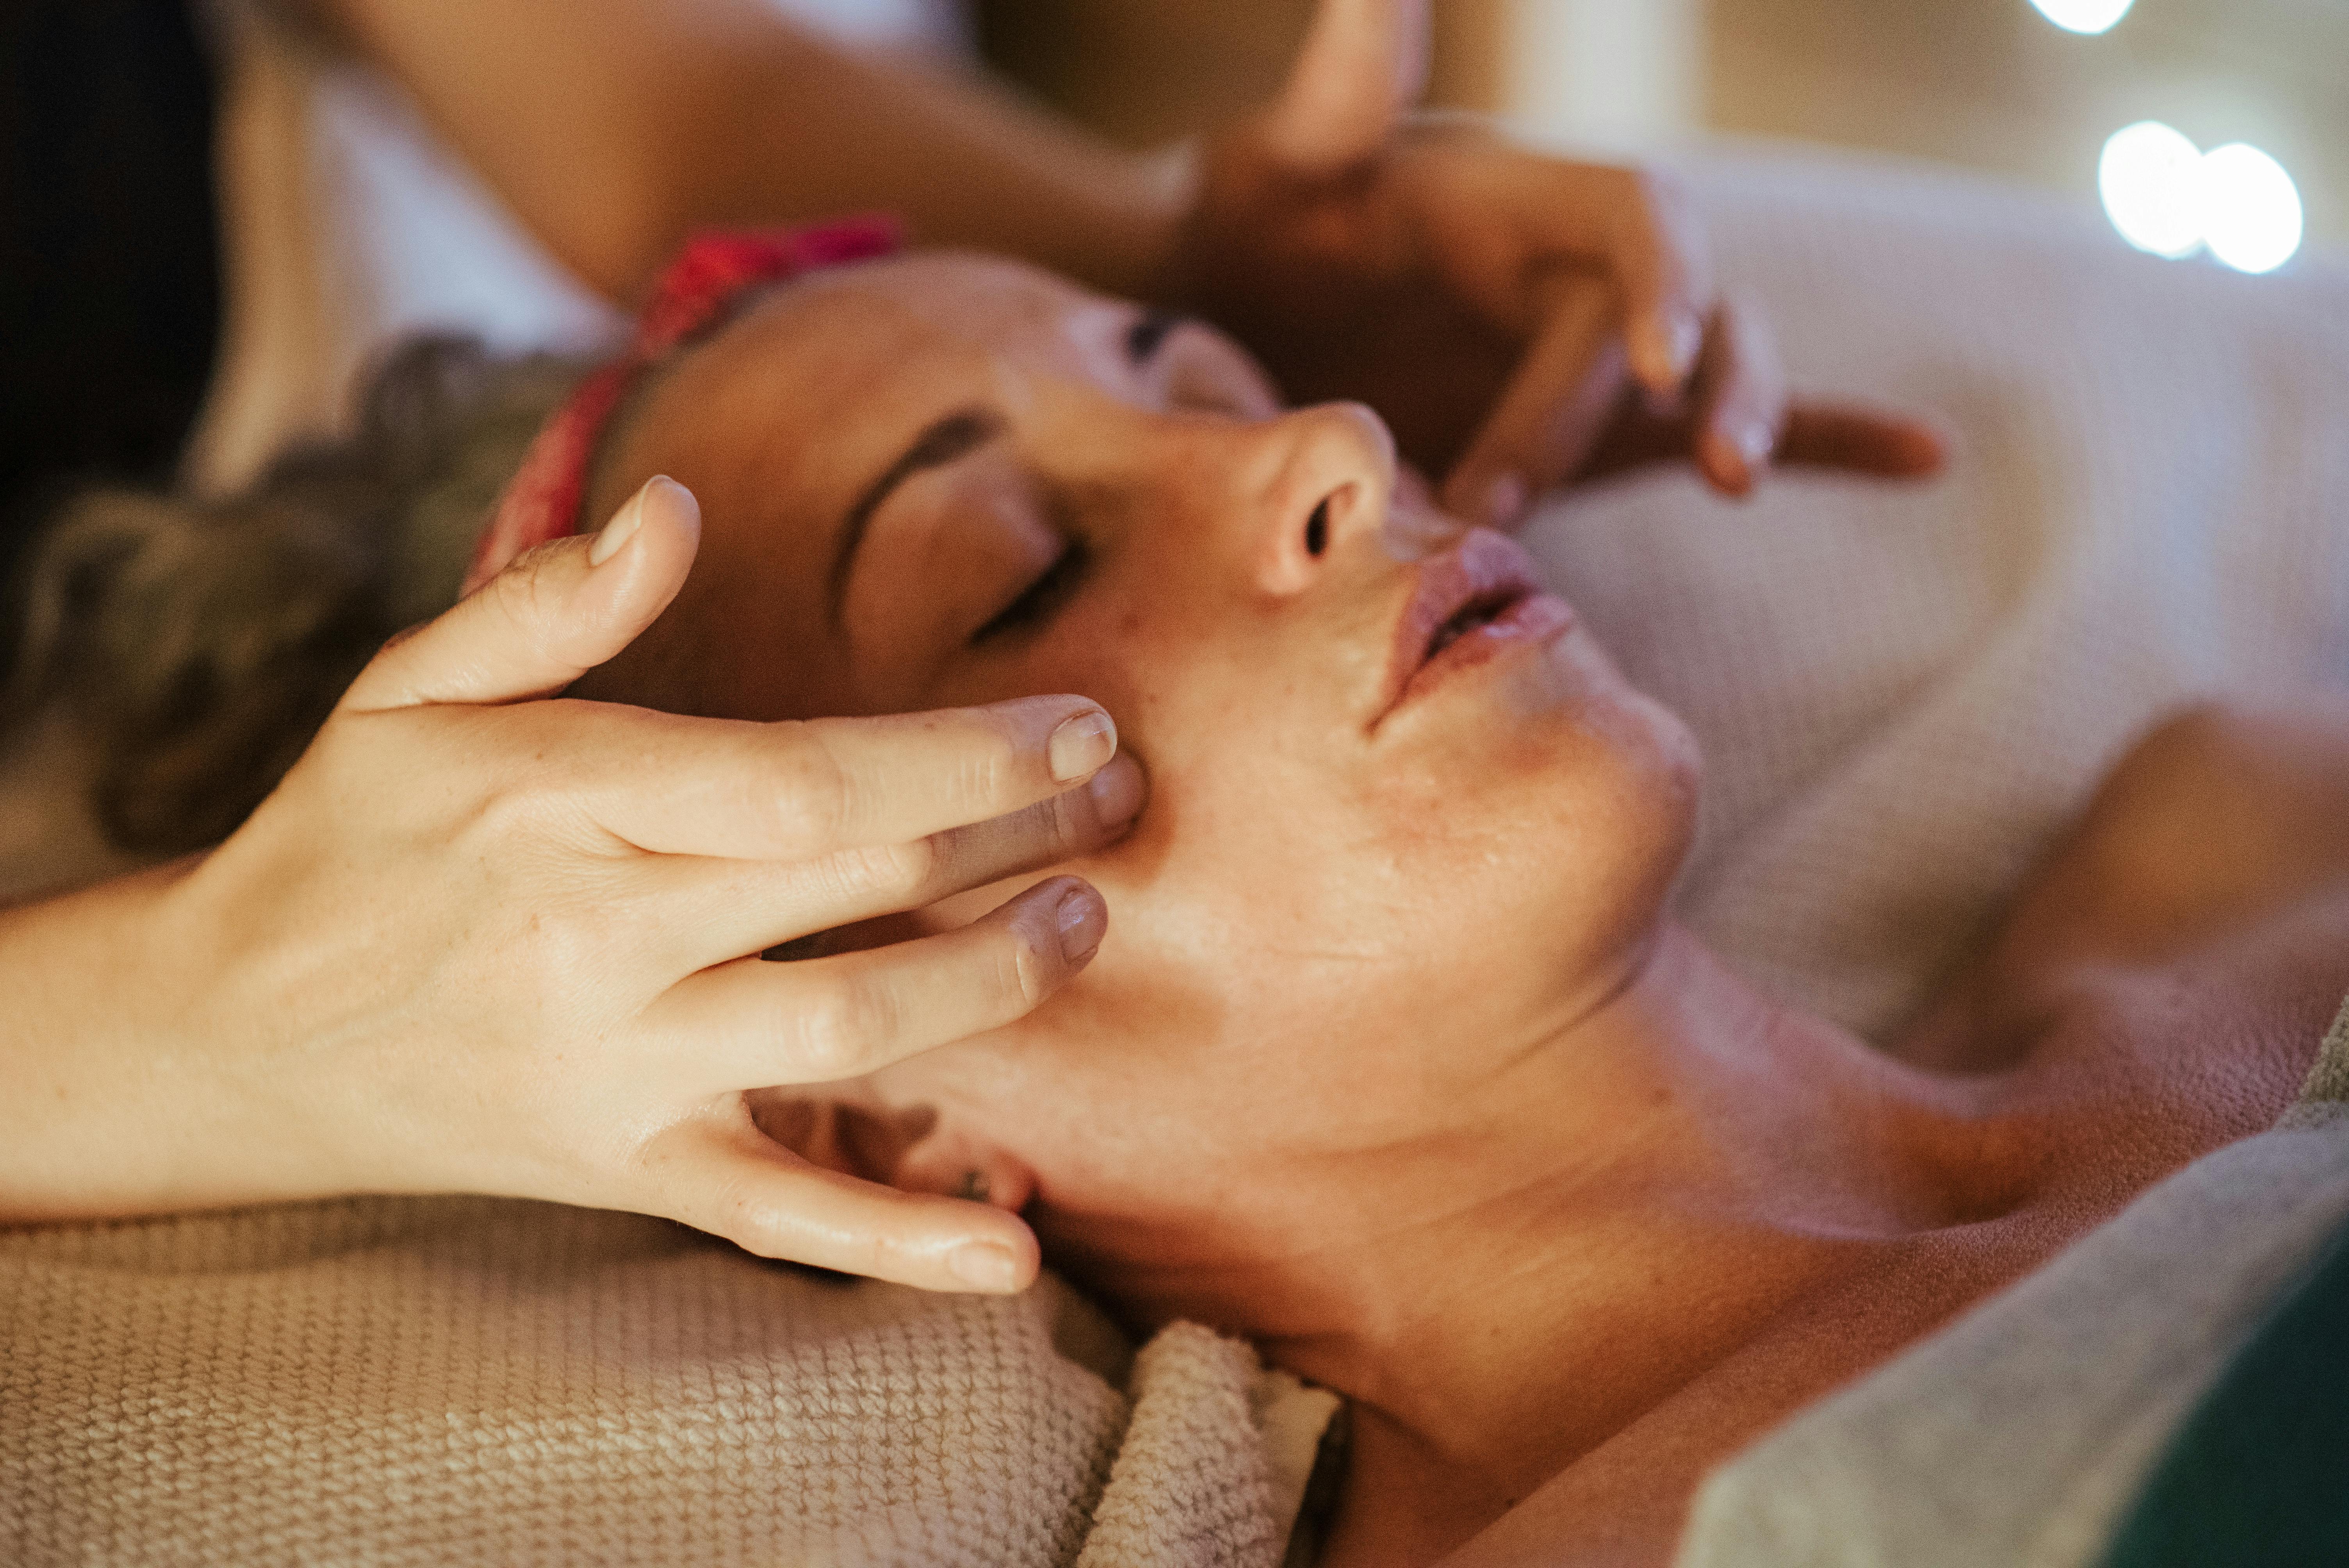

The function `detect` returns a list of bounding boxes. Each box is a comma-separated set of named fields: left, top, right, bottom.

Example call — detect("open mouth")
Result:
left=1377, top=529, right=1573, bottom=725
left=1424, top=588, right=1528, bottom=663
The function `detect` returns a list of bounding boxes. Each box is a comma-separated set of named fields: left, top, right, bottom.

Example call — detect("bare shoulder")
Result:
left=2012, top=698, right=2349, bottom=967
left=1897, top=697, right=2349, bottom=1133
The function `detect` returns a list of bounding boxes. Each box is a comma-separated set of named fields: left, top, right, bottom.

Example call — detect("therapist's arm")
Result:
left=296, top=0, right=1185, bottom=305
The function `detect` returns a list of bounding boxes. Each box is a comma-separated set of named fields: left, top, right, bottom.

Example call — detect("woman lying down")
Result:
left=29, top=231, right=2349, bottom=1566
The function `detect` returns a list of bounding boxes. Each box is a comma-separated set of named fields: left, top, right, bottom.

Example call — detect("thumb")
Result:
left=1259, top=0, right=1430, bottom=178
left=643, top=1117, right=1042, bottom=1294
left=340, top=475, right=700, bottom=712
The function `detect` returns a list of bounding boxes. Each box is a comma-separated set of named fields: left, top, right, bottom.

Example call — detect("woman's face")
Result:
left=582, top=253, right=1698, bottom=1216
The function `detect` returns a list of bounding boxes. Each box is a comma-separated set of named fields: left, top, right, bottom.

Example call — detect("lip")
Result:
left=1375, top=528, right=1574, bottom=726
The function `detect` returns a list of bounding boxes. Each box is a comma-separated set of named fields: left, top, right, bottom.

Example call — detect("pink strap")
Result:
left=463, top=216, right=902, bottom=596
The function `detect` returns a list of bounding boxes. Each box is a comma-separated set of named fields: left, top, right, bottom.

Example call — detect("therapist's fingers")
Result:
left=1680, top=299, right=1948, bottom=488
left=1440, top=280, right=1626, bottom=530
left=1776, top=405, right=1951, bottom=478
left=642, top=755, right=1146, bottom=971
left=635, top=1117, right=1039, bottom=1293
left=650, top=875, right=1106, bottom=1094
left=1690, top=294, right=1790, bottom=498
left=344, top=474, right=701, bottom=712
left=1595, top=166, right=1712, bottom=397
left=557, top=695, right=1125, bottom=862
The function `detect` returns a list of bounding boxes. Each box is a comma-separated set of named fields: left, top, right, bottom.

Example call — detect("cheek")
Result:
left=1120, top=639, right=1701, bottom=1047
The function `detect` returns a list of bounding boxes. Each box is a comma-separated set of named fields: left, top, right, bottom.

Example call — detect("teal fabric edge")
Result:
left=2093, top=1212, right=2349, bottom=1568
left=2094, top=989, right=2349, bottom=1568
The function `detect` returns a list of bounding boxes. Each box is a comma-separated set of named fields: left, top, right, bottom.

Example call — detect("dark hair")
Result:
left=3, top=337, right=588, bottom=856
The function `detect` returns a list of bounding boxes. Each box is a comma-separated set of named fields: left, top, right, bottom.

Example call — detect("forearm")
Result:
left=0, top=861, right=321, bottom=1224
left=307, top=0, right=1187, bottom=303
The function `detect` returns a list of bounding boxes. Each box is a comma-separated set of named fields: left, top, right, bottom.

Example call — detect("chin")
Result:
left=1409, top=617, right=1699, bottom=808
left=1449, top=633, right=1703, bottom=983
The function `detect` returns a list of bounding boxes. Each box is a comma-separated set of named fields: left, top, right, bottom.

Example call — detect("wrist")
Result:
left=0, top=861, right=197, bottom=1221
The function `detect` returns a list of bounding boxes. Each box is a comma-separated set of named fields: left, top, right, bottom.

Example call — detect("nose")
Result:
left=1235, top=402, right=1396, bottom=598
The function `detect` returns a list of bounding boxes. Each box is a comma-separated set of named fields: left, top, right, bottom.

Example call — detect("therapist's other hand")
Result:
left=28, top=478, right=1139, bottom=1293
left=1176, top=0, right=1946, bottom=528
left=1549, top=291, right=1950, bottom=503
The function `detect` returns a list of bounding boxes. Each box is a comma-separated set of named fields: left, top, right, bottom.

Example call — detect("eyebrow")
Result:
left=827, top=405, right=1006, bottom=628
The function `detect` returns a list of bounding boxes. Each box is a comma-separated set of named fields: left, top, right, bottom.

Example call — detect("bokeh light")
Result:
left=2198, top=142, right=2305, bottom=274
left=2099, top=121, right=2206, bottom=258
left=2028, top=0, right=2136, bottom=35
left=2097, top=123, right=2305, bottom=274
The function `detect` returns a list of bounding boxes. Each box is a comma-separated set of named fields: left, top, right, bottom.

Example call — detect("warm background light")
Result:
left=970, top=0, right=2338, bottom=265
left=2028, top=0, right=2136, bottom=36
left=2094, top=123, right=2306, bottom=273
left=2099, top=120, right=2205, bottom=258
left=2198, top=142, right=2305, bottom=274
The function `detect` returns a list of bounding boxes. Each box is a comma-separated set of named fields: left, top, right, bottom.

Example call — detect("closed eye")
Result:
left=971, top=541, right=1090, bottom=644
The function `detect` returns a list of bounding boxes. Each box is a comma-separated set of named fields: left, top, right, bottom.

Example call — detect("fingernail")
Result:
left=1048, top=709, right=1117, bottom=782
left=1737, top=422, right=1775, bottom=469
left=1483, top=472, right=1529, bottom=531
left=1086, top=755, right=1146, bottom=829
left=947, top=1241, right=1020, bottom=1293
left=589, top=476, right=658, bottom=566
left=1056, top=884, right=1107, bottom=962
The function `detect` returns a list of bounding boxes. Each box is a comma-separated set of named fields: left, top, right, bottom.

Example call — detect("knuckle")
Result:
left=937, top=716, right=1023, bottom=816
left=488, top=542, right=563, bottom=635
left=699, top=1171, right=784, bottom=1256
left=469, top=748, right=577, bottom=844
left=856, top=1208, right=929, bottom=1281
left=756, top=727, right=858, bottom=850
left=869, top=836, right=943, bottom=902
left=789, top=972, right=891, bottom=1080
left=818, top=838, right=938, bottom=906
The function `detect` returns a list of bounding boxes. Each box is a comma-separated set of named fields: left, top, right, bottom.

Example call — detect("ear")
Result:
left=746, top=1090, right=1039, bottom=1214
left=1259, top=0, right=1431, bottom=178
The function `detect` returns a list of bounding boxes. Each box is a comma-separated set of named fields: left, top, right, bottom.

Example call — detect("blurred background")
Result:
left=970, top=0, right=2340, bottom=269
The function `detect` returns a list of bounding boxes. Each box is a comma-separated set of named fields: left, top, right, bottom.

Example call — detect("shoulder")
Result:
left=1898, top=698, right=2349, bottom=1153
left=2016, top=700, right=2349, bottom=966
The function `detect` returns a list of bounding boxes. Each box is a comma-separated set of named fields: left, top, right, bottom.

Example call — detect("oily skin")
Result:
left=575, top=257, right=2338, bottom=1566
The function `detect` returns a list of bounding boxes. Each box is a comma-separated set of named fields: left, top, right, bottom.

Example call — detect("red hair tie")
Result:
left=463, top=216, right=902, bottom=596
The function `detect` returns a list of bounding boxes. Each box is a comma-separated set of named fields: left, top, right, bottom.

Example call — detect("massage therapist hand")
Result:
left=0, top=477, right=1139, bottom=1293
left=1176, top=0, right=1947, bottom=527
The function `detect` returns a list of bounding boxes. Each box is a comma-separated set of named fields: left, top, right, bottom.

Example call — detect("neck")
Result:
left=1046, top=923, right=1988, bottom=1549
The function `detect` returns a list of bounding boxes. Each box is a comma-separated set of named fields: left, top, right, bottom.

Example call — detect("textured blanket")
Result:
left=1530, top=153, right=2349, bottom=1040
left=0, top=1198, right=1335, bottom=1567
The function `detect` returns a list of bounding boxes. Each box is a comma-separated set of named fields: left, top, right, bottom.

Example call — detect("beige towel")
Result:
left=1075, top=1324, right=1335, bottom=1568
left=0, top=1196, right=1331, bottom=1567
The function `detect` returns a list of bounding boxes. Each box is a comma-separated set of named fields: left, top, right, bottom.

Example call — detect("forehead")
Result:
left=600, top=253, right=1126, bottom=530
left=599, top=253, right=1096, bottom=533
left=586, top=252, right=1132, bottom=712
left=702, top=251, right=1122, bottom=403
